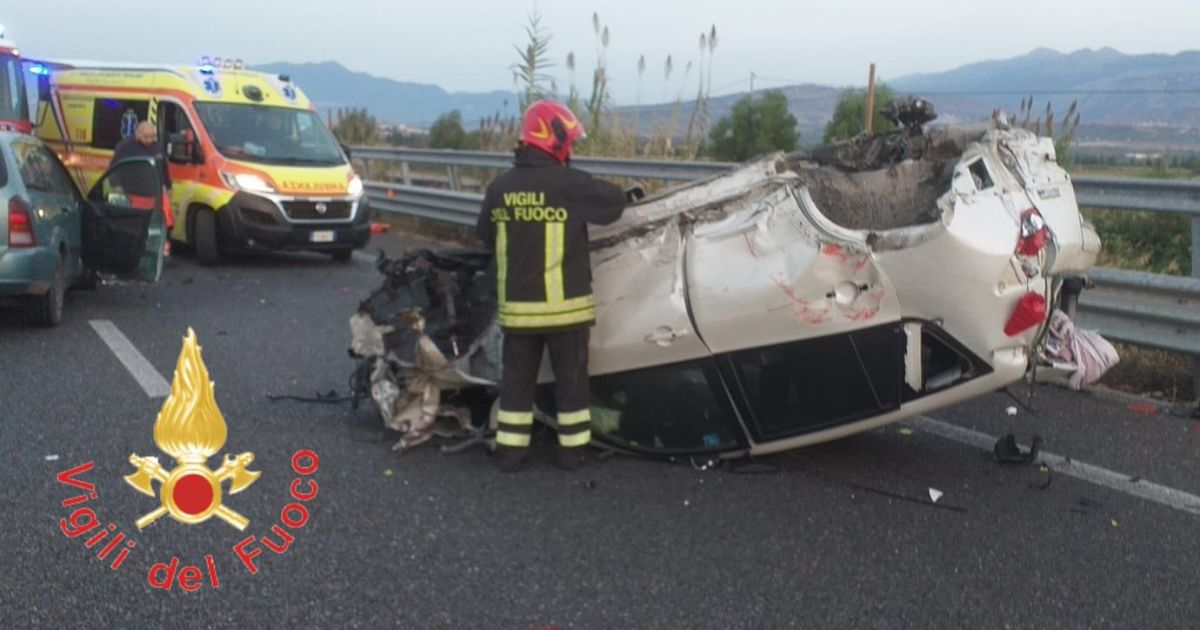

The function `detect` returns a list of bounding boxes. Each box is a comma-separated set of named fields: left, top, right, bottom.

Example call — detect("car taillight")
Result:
left=8, top=198, right=35, bottom=247
left=1016, top=208, right=1048, bottom=256
left=1004, top=292, right=1047, bottom=336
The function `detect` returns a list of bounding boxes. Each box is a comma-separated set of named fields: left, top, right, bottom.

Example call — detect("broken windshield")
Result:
left=194, top=103, right=344, bottom=166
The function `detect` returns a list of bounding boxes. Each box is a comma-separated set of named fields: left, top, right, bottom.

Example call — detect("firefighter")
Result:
left=476, top=100, right=625, bottom=472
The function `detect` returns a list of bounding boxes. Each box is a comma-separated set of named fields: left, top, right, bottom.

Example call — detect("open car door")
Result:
left=82, top=157, right=166, bottom=282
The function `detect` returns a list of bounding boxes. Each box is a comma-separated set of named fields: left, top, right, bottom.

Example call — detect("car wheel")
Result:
left=194, top=208, right=222, bottom=266
left=28, top=254, right=66, bottom=327
left=330, top=249, right=354, bottom=262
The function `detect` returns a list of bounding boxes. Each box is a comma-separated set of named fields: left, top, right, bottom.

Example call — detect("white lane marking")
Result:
left=88, top=320, right=171, bottom=398
left=352, top=251, right=375, bottom=264
left=913, top=415, right=1200, bottom=517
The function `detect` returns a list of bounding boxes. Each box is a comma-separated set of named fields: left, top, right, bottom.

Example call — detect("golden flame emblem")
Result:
left=124, top=328, right=260, bottom=530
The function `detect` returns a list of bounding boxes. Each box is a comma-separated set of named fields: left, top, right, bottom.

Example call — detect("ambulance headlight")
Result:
left=221, top=171, right=275, bottom=193
left=347, top=175, right=363, bottom=196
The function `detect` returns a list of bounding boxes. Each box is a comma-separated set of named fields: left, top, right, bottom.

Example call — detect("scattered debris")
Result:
left=1127, top=402, right=1159, bottom=415
left=898, top=427, right=914, bottom=436
left=1044, top=309, right=1120, bottom=390
left=383, top=469, right=393, bottom=477
left=267, top=389, right=358, bottom=404
left=1166, top=403, right=1198, bottom=419
left=1110, top=518, right=1120, bottom=528
left=928, top=488, right=944, bottom=503
left=582, top=480, right=596, bottom=491
left=369, top=222, right=390, bottom=234
left=1005, top=406, right=1018, bottom=416
left=683, top=500, right=690, bottom=507
left=44, top=454, right=60, bottom=462
left=728, top=458, right=780, bottom=474
left=1030, top=466, right=1053, bottom=490
left=992, top=433, right=1042, bottom=464
left=847, top=481, right=967, bottom=513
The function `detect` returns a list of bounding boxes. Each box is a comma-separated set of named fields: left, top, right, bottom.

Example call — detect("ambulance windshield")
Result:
left=195, top=103, right=345, bottom=166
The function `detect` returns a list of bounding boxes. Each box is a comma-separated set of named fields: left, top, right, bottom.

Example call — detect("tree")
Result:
left=822, top=84, right=896, bottom=144
left=428, top=110, right=467, bottom=149
left=331, top=108, right=379, bottom=145
left=707, top=90, right=799, bottom=162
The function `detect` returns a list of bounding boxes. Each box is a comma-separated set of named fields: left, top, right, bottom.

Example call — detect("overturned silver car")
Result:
left=352, top=112, right=1101, bottom=458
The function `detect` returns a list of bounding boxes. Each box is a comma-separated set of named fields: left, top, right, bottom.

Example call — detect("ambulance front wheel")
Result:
left=194, top=208, right=222, bottom=266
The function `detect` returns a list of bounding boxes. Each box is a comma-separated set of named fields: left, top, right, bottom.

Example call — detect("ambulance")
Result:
left=32, top=57, right=369, bottom=264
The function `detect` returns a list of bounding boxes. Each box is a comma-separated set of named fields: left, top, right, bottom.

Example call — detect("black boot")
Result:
left=494, top=446, right=528, bottom=473
left=556, top=446, right=586, bottom=471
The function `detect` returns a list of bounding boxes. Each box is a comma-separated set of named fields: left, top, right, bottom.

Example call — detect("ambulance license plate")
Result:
left=310, top=230, right=336, bottom=243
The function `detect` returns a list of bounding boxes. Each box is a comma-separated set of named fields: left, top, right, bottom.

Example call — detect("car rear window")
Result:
left=0, top=144, right=7, bottom=187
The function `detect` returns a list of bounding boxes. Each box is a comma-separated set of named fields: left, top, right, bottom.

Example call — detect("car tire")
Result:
left=194, top=208, right=222, bottom=266
left=330, top=249, right=354, bottom=262
left=27, top=254, right=66, bottom=327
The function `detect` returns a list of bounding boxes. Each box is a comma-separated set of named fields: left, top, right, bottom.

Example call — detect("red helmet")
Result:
left=519, top=100, right=585, bottom=163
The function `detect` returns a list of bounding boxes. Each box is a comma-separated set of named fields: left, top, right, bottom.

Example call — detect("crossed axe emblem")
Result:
left=124, top=452, right=260, bottom=530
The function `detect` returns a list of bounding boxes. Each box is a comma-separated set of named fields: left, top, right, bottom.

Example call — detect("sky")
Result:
left=3, top=1, right=1198, bottom=104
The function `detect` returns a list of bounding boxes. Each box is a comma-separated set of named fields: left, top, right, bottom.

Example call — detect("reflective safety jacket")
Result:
left=476, top=146, right=625, bottom=333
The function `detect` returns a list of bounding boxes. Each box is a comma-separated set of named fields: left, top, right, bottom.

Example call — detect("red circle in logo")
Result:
left=173, top=474, right=214, bottom=515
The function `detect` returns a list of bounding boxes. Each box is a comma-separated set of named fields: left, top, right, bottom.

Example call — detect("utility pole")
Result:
left=865, top=63, right=877, bottom=135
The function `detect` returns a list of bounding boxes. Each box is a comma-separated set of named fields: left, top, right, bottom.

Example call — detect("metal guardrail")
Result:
left=364, top=182, right=482, bottom=226
left=360, top=148, right=1200, bottom=394
left=352, top=146, right=737, bottom=182
left=1077, top=268, right=1200, bottom=357
left=1072, top=176, right=1200, bottom=216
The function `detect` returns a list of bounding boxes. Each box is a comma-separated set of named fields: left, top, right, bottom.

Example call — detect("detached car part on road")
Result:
left=352, top=113, right=1103, bottom=458
left=0, top=132, right=165, bottom=325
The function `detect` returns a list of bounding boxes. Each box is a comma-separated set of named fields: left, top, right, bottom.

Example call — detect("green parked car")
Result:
left=0, top=131, right=165, bottom=326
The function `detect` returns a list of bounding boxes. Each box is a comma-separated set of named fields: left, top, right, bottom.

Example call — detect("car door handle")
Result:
left=644, top=326, right=689, bottom=346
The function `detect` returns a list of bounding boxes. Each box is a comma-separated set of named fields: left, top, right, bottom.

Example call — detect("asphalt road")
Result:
left=1, top=234, right=1198, bottom=629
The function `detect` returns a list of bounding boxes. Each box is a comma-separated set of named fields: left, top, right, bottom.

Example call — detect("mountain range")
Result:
left=256, top=48, right=1200, bottom=150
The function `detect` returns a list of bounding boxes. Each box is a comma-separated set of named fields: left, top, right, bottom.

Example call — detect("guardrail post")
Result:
left=1193, top=216, right=1200, bottom=399
left=447, top=165, right=461, bottom=191
left=400, top=161, right=412, bottom=186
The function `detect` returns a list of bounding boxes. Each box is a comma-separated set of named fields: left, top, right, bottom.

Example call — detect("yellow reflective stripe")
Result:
left=544, top=222, right=565, bottom=303
left=497, top=410, right=533, bottom=426
left=496, top=431, right=532, bottom=447
left=500, top=294, right=595, bottom=315
left=496, top=222, right=508, bottom=305
left=500, top=308, right=595, bottom=329
left=558, top=409, right=590, bottom=426
left=558, top=430, right=592, bottom=448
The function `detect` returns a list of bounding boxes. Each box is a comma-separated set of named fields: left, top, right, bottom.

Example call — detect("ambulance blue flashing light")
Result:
left=28, top=63, right=50, bottom=76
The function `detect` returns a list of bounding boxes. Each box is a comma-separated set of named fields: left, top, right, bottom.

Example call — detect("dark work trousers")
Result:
left=496, top=328, right=592, bottom=449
